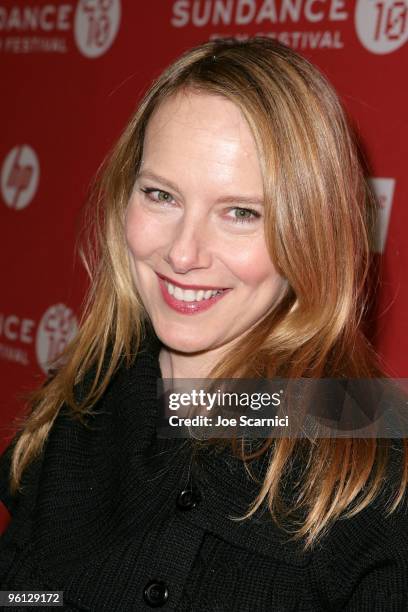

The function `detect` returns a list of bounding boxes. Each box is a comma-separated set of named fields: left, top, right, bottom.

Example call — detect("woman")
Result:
left=0, top=37, right=407, bottom=611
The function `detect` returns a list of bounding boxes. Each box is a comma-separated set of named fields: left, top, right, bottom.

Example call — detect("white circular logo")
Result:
left=1, top=145, right=40, bottom=210
left=74, top=0, right=121, bottom=58
left=36, top=304, right=78, bottom=374
left=355, top=0, right=408, bottom=54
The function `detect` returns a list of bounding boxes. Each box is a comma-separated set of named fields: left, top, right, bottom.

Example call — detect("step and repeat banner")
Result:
left=1, top=0, right=407, bottom=444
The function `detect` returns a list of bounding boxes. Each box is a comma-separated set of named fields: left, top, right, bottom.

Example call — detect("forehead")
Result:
left=141, top=90, right=263, bottom=188
left=146, top=89, right=244, bottom=131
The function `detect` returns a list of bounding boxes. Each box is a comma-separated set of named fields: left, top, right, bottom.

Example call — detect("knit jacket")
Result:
left=0, top=327, right=407, bottom=612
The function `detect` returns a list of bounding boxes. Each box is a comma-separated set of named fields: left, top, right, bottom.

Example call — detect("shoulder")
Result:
left=0, top=341, right=163, bottom=507
left=0, top=355, right=123, bottom=518
left=308, top=441, right=408, bottom=609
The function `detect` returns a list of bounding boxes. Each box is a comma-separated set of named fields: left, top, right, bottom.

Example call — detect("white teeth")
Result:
left=164, top=281, right=224, bottom=302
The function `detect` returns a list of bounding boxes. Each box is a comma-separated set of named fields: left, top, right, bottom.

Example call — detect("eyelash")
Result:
left=139, top=187, right=261, bottom=225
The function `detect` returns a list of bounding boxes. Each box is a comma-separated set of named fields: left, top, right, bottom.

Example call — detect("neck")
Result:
left=159, top=345, right=226, bottom=379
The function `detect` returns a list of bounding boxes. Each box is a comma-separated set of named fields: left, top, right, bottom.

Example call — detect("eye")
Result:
left=227, top=207, right=261, bottom=224
left=139, top=187, right=261, bottom=226
left=140, top=187, right=174, bottom=204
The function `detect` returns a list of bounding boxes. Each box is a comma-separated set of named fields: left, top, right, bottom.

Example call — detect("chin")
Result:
left=155, top=326, right=210, bottom=354
left=165, top=337, right=210, bottom=354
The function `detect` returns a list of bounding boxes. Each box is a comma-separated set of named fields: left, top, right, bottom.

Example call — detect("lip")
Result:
left=156, top=272, right=229, bottom=291
left=157, top=275, right=231, bottom=315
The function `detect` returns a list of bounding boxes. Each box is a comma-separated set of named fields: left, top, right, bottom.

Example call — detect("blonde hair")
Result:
left=6, top=37, right=408, bottom=552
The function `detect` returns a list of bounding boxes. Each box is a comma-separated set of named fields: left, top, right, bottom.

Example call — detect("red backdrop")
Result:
left=1, top=1, right=407, bottom=525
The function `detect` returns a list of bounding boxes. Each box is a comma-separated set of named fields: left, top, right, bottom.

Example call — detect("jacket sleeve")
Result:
left=341, top=554, right=408, bottom=611
left=340, top=447, right=408, bottom=610
left=307, top=443, right=408, bottom=611
left=0, top=370, right=58, bottom=518
left=307, top=509, right=408, bottom=611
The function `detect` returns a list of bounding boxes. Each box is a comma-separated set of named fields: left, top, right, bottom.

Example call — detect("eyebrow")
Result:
left=136, top=169, right=264, bottom=206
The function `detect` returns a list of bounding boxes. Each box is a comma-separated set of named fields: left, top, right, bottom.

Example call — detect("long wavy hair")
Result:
left=6, top=37, right=408, bottom=551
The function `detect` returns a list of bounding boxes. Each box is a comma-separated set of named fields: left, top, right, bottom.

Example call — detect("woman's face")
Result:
left=125, top=90, right=284, bottom=354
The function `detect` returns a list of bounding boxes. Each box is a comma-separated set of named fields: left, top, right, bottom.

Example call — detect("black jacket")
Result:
left=0, top=328, right=407, bottom=611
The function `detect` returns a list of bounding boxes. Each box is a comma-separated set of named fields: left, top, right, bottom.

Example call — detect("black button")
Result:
left=143, top=580, right=169, bottom=607
left=176, top=484, right=202, bottom=510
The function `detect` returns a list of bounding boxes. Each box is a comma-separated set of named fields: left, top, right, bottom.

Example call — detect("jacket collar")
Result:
left=129, top=321, right=311, bottom=566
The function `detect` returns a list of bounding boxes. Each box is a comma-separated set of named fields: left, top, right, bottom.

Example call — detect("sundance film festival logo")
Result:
left=171, top=0, right=350, bottom=50
left=75, top=0, right=121, bottom=58
left=0, top=304, right=77, bottom=369
left=1, top=145, right=39, bottom=210
left=36, top=304, right=78, bottom=374
left=0, top=1, right=121, bottom=56
left=171, top=0, right=408, bottom=53
left=355, top=0, right=408, bottom=53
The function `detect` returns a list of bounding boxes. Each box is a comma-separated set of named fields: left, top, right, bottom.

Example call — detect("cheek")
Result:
left=125, top=203, right=156, bottom=259
left=226, top=241, right=278, bottom=288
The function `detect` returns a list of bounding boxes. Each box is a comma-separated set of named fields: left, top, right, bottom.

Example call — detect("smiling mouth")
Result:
left=162, top=279, right=228, bottom=303
left=156, top=273, right=231, bottom=315
left=156, top=272, right=230, bottom=302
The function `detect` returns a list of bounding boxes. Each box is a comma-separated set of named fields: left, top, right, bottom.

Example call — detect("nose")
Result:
left=164, top=211, right=212, bottom=274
